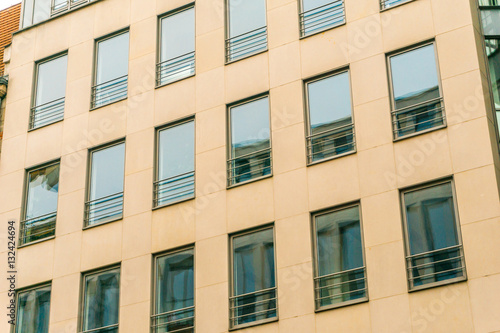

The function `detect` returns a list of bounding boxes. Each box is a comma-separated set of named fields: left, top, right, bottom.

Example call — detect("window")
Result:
left=305, top=70, right=355, bottom=164
left=22, top=0, right=95, bottom=28
left=20, top=161, right=60, bottom=246
left=227, top=96, right=272, bottom=187
left=401, top=180, right=466, bottom=291
left=380, top=0, right=412, bottom=10
left=31, top=53, right=67, bottom=129
left=14, top=284, right=51, bottom=333
left=153, top=248, right=195, bottom=333
left=225, top=0, right=267, bottom=62
left=91, top=31, right=129, bottom=109
left=299, top=0, right=345, bottom=37
left=155, top=119, right=195, bottom=207
left=85, top=141, right=125, bottom=227
left=157, top=5, right=195, bottom=86
left=388, top=43, right=445, bottom=139
left=312, top=204, right=367, bottom=310
left=230, top=227, right=277, bottom=329
left=80, top=267, right=120, bottom=333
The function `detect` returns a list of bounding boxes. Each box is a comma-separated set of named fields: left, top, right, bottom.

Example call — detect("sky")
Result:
left=0, top=0, right=20, bottom=11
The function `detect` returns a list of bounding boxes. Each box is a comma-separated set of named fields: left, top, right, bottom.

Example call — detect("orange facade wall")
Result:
left=0, top=3, right=21, bottom=76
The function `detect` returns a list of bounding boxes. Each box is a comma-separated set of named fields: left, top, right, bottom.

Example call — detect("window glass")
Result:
left=228, top=0, right=266, bottom=37
left=403, top=182, right=465, bottom=288
left=90, top=143, right=125, bottom=201
left=486, top=39, right=500, bottom=111
left=160, top=8, right=195, bottom=62
left=314, top=206, right=366, bottom=307
left=231, top=228, right=276, bottom=327
left=26, top=164, right=59, bottom=220
left=481, top=9, right=500, bottom=36
left=154, top=249, right=194, bottom=333
left=35, top=55, right=67, bottom=107
left=82, top=268, right=120, bottom=333
left=33, top=0, right=51, bottom=25
left=22, top=0, right=35, bottom=28
left=229, top=97, right=271, bottom=185
left=96, top=32, right=129, bottom=85
left=15, top=285, right=51, bottom=333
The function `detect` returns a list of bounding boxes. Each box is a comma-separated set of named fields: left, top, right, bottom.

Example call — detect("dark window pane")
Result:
left=154, top=249, right=194, bottom=333
left=481, top=9, right=500, bottom=35
left=83, top=268, right=120, bottom=332
left=15, top=285, right=51, bottom=333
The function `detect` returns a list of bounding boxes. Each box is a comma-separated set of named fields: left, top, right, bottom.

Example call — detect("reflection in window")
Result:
left=21, top=162, right=60, bottom=245
left=157, top=6, right=195, bottom=86
left=305, top=71, right=355, bottom=163
left=92, top=31, right=129, bottom=108
left=85, top=142, right=125, bottom=227
left=313, top=205, right=367, bottom=309
left=230, top=228, right=277, bottom=328
left=380, top=0, right=412, bottom=9
left=402, top=181, right=466, bottom=290
left=15, top=284, right=51, bottom=333
left=226, top=0, right=267, bottom=62
left=155, top=119, right=195, bottom=207
left=153, top=248, right=195, bottom=333
left=486, top=39, right=500, bottom=139
left=228, top=96, right=271, bottom=186
left=31, top=54, right=67, bottom=129
left=299, top=0, right=345, bottom=37
left=81, top=267, right=120, bottom=333
left=389, top=43, right=445, bottom=138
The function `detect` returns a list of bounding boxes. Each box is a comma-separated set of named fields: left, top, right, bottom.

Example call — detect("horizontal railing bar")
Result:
left=30, top=107, right=64, bottom=120
left=229, top=41, right=268, bottom=57
left=408, top=255, right=464, bottom=270
left=86, top=192, right=123, bottom=204
left=408, top=266, right=464, bottom=281
left=391, top=97, right=443, bottom=114
left=152, top=324, right=194, bottom=332
left=156, top=188, right=194, bottom=200
left=301, top=15, right=344, bottom=32
left=22, top=212, right=57, bottom=224
left=155, top=181, right=194, bottom=194
left=230, top=296, right=278, bottom=310
left=395, top=115, right=445, bottom=133
left=229, top=287, right=276, bottom=300
left=228, top=33, right=267, bottom=49
left=92, top=75, right=128, bottom=89
left=229, top=147, right=271, bottom=161
left=315, top=287, right=367, bottom=301
left=85, top=207, right=123, bottom=220
left=228, top=165, right=271, bottom=180
left=301, top=6, right=344, bottom=23
left=315, top=276, right=366, bottom=291
left=307, top=131, right=355, bottom=147
left=81, top=323, right=119, bottom=333
left=92, top=87, right=128, bottom=99
left=155, top=171, right=194, bottom=184
left=226, top=26, right=267, bottom=42
left=152, top=306, right=194, bottom=318
left=152, top=315, right=194, bottom=327
left=392, top=105, right=443, bottom=123
left=300, top=0, right=343, bottom=15
left=31, top=96, right=65, bottom=109
left=19, top=222, right=56, bottom=232
left=406, top=245, right=462, bottom=259
left=230, top=307, right=276, bottom=320
left=314, top=267, right=365, bottom=280
left=19, top=227, right=56, bottom=238
left=308, top=140, right=355, bottom=155
left=228, top=155, right=272, bottom=170
left=158, top=65, right=195, bottom=77
left=306, top=122, right=353, bottom=138
left=157, top=51, right=195, bottom=66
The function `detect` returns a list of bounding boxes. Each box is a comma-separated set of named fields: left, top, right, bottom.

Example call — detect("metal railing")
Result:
left=91, top=75, right=128, bottom=109
left=20, top=211, right=57, bottom=245
left=307, top=122, right=355, bottom=163
left=151, top=305, right=194, bottom=333
left=154, top=171, right=195, bottom=207
left=81, top=323, right=118, bottom=333
left=407, top=245, right=466, bottom=289
left=300, top=0, right=345, bottom=37
left=85, top=192, right=123, bottom=226
left=30, top=97, right=65, bottom=129
left=226, top=26, right=267, bottom=63
left=392, top=97, right=445, bottom=138
left=230, top=287, right=277, bottom=328
left=51, top=0, right=94, bottom=16
left=380, top=0, right=411, bottom=9
left=227, top=147, right=272, bottom=186
left=314, top=266, right=367, bottom=308
left=156, top=51, right=195, bottom=86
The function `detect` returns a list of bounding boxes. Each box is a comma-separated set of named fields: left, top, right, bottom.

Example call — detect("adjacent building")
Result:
left=1, top=0, right=499, bottom=332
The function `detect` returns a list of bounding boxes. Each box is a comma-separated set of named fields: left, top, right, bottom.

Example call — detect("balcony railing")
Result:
left=380, top=0, right=411, bottom=9
left=156, top=52, right=195, bottom=86
left=230, top=287, right=277, bottom=328
left=314, top=266, right=367, bottom=309
left=154, top=171, right=195, bottom=207
left=307, top=122, right=355, bottom=164
left=51, top=0, right=95, bottom=16
left=407, top=245, right=466, bottom=289
left=30, top=97, right=65, bottom=129
left=81, top=323, right=118, bottom=333
left=84, top=192, right=124, bottom=226
left=91, top=75, right=128, bottom=109
left=392, top=97, right=445, bottom=138
left=299, top=0, right=345, bottom=37
left=151, top=305, right=194, bottom=333
left=20, top=211, right=57, bottom=245
left=226, top=27, right=268, bottom=63
left=227, top=147, right=272, bottom=186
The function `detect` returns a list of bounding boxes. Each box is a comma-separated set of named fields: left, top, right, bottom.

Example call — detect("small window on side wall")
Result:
left=157, top=5, right=196, bottom=86
left=305, top=70, right=355, bottom=164
left=312, top=204, right=367, bottom=310
left=388, top=42, right=445, bottom=139
left=401, top=179, right=466, bottom=291
left=91, top=30, right=129, bottom=109
left=14, top=283, right=51, bottom=333
left=31, top=53, right=67, bottom=129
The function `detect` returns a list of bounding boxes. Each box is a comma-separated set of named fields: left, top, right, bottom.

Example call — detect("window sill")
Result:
left=90, top=96, right=128, bottom=112
left=315, top=296, right=368, bottom=313
left=17, top=235, right=55, bottom=249
left=408, top=275, right=467, bottom=293
left=380, top=0, right=416, bottom=12
left=152, top=195, right=195, bottom=210
left=299, top=21, right=346, bottom=40
left=306, top=149, right=356, bottom=167
left=227, top=173, right=273, bottom=190
left=392, top=124, right=447, bottom=142
left=83, top=216, right=123, bottom=230
left=229, top=317, right=278, bottom=331
left=225, top=49, right=268, bottom=66
left=155, top=73, right=195, bottom=90
left=28, top=118, right=64, bottom=132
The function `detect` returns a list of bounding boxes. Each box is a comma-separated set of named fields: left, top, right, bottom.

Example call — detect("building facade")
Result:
left=1, top=0, right=500, bottom=332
